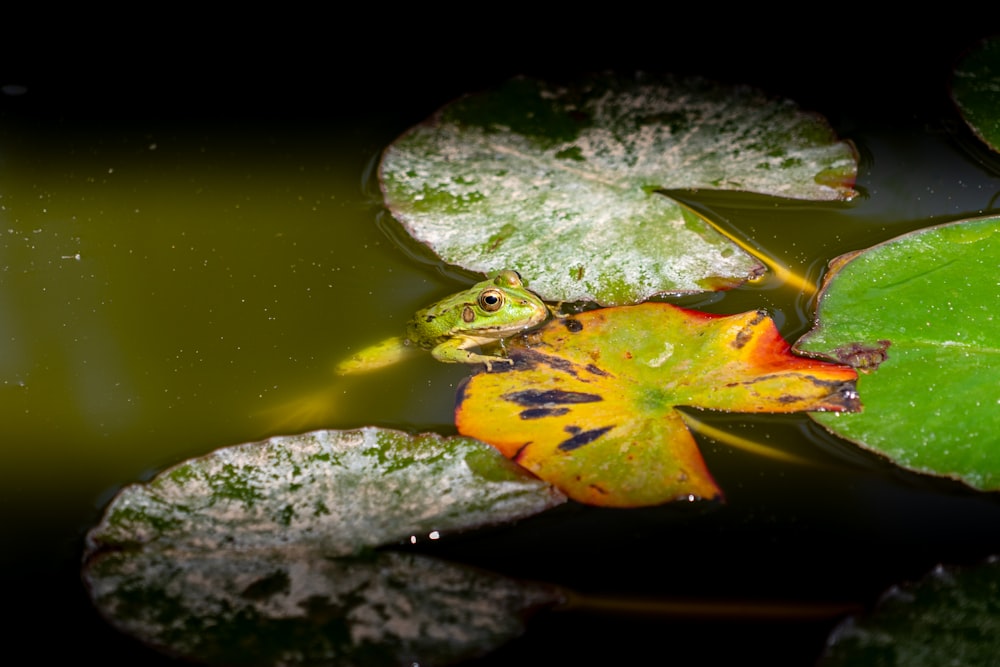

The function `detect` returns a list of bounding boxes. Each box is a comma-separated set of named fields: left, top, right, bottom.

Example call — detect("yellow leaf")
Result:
left=456, top=303, right=859, bottom=507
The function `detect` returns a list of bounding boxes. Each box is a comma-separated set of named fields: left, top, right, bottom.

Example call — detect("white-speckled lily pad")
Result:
left=84, top=427, right=566, bottom=557
left=819, top=557, right=1000, bottom=667
left=379, top=73, right=857, bottom=305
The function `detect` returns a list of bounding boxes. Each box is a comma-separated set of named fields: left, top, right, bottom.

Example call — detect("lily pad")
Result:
left=455, top=303, right=859, bottom=507
left=85, top=427, right=566, bottom=557
left=951, top=36, right=1000, bottom=153
left=796, top=215, right=1000, bottom=491
left=379, top=73, right=857, bottom=305
left=819, top=557, right=1000, bottom=667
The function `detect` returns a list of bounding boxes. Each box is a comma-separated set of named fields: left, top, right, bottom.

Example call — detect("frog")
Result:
left=335, top=270, right=552, bottom=375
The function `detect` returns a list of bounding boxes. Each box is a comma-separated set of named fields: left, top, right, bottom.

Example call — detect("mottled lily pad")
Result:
left=380, top=73, right=857, bottom=305
left=456, top=303, right=859, bottom=506
left=952, top=36, right=1000, bottom=153
left=819, top=557, right=1000, bottom=666
left=796, top=215, right=1000, bottom=490
left=85, top=427, right=566, bottom=556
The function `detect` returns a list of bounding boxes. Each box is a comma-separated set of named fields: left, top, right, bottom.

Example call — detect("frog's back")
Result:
left=406, top=303, right=459, bottom=350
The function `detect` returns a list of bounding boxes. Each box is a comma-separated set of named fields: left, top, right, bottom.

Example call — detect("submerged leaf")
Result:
left=455, top=303, right=859, bottom=506
left=380, top=73, right=856, bottom=305
left=796, top=215, right=1000, bottom=490
left=951, top=36, right=1000, bottom=153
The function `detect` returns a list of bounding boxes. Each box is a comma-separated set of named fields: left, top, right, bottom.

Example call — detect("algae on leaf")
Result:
left=380, top=73, right=857, bottom=305
left=796, top=215, right=1000, bottom=491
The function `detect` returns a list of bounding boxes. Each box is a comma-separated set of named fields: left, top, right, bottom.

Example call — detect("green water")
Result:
left=4, top=23, right=1000, bottom=666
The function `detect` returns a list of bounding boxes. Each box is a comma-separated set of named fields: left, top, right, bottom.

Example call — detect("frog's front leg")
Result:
left=429, top=338, right=513, bottom=371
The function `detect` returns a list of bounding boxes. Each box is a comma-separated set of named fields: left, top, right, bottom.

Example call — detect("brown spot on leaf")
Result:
left=519, top=407, right=571, bottom=419
left=832, top=340, right=891, bottom=373
left=558, top=425, right=614, bottom=451
left=503, top=389, right=603, bottom=406
left=563, top=318, right=584, bottom=333
left=732, top=310, right=768, bottom=349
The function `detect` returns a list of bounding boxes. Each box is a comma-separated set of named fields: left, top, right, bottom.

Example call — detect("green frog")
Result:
left=335, top=270, right=551, bottom=374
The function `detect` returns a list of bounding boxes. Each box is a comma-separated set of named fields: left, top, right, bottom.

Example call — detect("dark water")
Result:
left=2, top=18, right=998, bottom=666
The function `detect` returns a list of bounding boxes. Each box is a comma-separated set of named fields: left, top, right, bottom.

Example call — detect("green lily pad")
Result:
left=379, top=73, right=857, bottom=306
left=952, top=36, right=1000, bottom=153
left=456, top=303, right=859, bottom=506
left=85, top=427, right=566, bottom=557
left=795, top=215, right=1000, bottom=490
left=819, top=557, right=1000, bottom=666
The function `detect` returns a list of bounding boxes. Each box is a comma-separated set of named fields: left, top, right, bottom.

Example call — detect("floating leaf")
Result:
left=379, top=73, right=857, bottom=305
left=84, top=547, right=562, bottom=667
left=85, top=427, right=566, bottom=557
left=819, top=557, right=1000, bottom=667
left=796, top=216, right=1000, bottom=490
left=951, top=36, right=1000, bottom=153
left=455, top=303, right=860, bottom=506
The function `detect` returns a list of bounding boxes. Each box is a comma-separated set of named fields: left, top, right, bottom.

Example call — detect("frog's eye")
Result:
left=478, top=289, right=505, bottom=312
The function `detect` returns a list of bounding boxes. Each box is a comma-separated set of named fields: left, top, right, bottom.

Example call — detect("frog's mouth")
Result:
left=473, top=309, right=550, bottom=341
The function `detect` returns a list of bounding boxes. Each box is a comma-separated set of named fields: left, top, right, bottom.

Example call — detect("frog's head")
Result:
left=466, top=269, right=549, bottom=336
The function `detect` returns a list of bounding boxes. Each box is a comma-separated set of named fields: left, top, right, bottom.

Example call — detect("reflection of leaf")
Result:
left=85, top=427, right=566, bottom=557
left=796, top=216, right=1000, bottom=491
left=84, top=548, right=562, bottom=667
left=379, top=73, right=857, bottom=305
left=818, top=557, right=1000, bottom=667
left=951, top=36, right=1000, bottom=153
left=455, top=303, right=859, bottom=507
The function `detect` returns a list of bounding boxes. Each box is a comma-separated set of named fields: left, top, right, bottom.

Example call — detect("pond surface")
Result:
left=3, top=21, right=999, bottom=666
